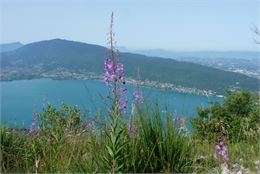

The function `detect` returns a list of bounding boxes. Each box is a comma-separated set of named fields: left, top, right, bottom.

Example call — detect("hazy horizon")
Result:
left=1, top=0, right=260, bottom=51
left=1, top=38, right=260, bottom=53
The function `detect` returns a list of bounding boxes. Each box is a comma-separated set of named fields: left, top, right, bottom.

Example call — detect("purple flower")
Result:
left=175, top=116, right=186, bottom=131
left=222, top=145, right=228, bottom=151
left=104, top=13, right=127, bottom=115
left=133, top=91, right=143, bottom=104
left=222, top=153, right=228, bottom=159
left=215, top=139, right=228, bottom=160
left=133, top=68, right=143, bottom=105
left=107, top=63, right=114, bottom=69
left=119, top=96, right=128, bottom=113
left=176, top=116, right=184, bottom=123
left=104, top=77, right=109, bottom=85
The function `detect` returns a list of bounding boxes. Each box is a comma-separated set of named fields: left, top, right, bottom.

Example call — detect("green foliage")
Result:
left=1, top=103, right=197, bottom=173
left=1, top=126, right=27, bottom=173
left=102, top=107, right=128, bottom=173
left=1, top=104, right=97, bottom=173
left=39, top=103, right=84, bottom=141
left=1, top=99, right=259, bottom=173
left=191, top=90, right=260, bottom=143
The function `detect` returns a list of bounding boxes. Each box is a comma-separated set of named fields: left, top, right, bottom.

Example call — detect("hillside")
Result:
left=123, top=48, right=260, bottom=79
left=1, top=39, right=259, bottom=94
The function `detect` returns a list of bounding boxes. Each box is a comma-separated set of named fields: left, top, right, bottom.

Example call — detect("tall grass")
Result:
left=1, top=103, right=199, bottom=173
left=124, top=106, right=196, bottom=173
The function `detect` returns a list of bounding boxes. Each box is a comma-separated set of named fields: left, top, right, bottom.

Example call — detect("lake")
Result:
left=1, top=79, right=222, bottom=128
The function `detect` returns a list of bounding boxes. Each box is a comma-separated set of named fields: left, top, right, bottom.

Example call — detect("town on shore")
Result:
left=1, top=67, right=221, bottom=97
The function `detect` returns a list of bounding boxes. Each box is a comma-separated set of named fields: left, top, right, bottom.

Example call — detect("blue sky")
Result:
left=0, top=0, right=259, bottom=51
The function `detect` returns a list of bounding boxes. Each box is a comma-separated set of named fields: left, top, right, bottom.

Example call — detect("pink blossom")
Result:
left=103, top=14, right=127, bottom=114
left=104, top=77, right=109, bottom=85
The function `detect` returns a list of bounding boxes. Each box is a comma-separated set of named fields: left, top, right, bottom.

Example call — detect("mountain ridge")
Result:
left=1, top=39, right=259, bottom=94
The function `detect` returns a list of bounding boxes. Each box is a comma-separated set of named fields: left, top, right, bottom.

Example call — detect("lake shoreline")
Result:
left=1, top=77, right=222, bottom=97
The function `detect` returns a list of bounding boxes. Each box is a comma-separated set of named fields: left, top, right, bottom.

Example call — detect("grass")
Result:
left=1, top=103, right=259, bottom=173
left=191, top=139, right=260, bottom=173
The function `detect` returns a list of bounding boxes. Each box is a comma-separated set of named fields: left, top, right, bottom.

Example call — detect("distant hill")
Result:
left=0, top=42, right=23, bottom=52
left=123, top=48, right=259, bottom=59
left=1, top=39, right=259, bottom=94
left=118, top=48, right=260, bottom=79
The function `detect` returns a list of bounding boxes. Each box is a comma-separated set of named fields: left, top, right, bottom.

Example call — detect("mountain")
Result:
left=118, top=48, right=260, bottom=79
left=0, top=42, right=23, bottom=52
left=1, top=39, right=259, bottom=94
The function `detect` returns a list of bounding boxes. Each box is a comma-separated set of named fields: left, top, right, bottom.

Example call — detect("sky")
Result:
left=0, top=0, right=259, bottom=51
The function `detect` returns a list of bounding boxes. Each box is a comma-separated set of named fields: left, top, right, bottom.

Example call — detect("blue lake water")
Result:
left=1, top=79, right=222, bottom=128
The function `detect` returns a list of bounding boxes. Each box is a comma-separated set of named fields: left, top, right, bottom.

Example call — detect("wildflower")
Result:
left=176, top=116, right=185, bottom=123
left=104, top=76, right=109, bottom=85
left=107, top=63, right=114, bottom=69
left=175, top=116, right=186, bottom=130
left=133, top=91, right=143, bottom=104
left=104, top=12, right=127, bottom=114
left=214, top=138, right=228, bottom=160
left=133, top=68, right=143, bottom=104
left=129, top=68, right=143, bottom=136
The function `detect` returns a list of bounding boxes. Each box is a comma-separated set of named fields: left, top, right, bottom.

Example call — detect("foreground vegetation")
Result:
left=1, top=91, right=259, bottom=173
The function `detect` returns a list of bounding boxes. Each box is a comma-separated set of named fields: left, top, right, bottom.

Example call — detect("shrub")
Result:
left=38, top=103, right=86, bottom=140
left=191, top=90, right=260, bottom=143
